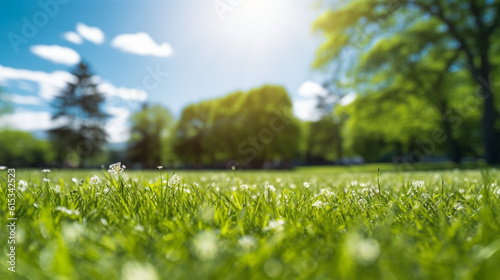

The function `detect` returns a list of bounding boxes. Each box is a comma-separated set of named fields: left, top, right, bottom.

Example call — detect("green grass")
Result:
left=1, top=165, right=500, bottom=280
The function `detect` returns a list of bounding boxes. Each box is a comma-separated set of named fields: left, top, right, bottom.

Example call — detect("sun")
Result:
left=214, top=0, right=296, bottom=53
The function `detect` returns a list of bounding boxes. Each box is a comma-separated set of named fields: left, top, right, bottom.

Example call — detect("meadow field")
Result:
left=1, top=164, right=500, bottom=280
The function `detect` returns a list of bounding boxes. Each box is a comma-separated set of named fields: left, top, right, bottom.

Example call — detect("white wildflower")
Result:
left=266, top=185, right=276, bottom=192
left=312, top=200, right=323, bottom=208
left=55, top=206, right=80, bottom=216
left=412, top=181, right=425, bottom=188
left=42, top=169, right=51, bottom=173
left=303, top=182, right=310, bottom=188
left=108, top=162, right=126, bottom=174
left=0, top=166, right=6, bottom=170
left=90, top=175, right=100, bottom=185
left=169, top=175, right=182, bottom=185
left=43, top=178, right=50, bottom=182
left=264, top=219, right=285, bottom=232
left=239, top=184, right=250, bottom=191
left=18, top=180, right=28, bottom=192
left=320, top=189, right=335, bottom=198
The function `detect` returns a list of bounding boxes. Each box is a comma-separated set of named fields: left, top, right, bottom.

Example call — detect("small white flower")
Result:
left=264, top=219, right=285, bottom=232
left=108, top=162, right=126, bottom=174
left=193, top=182, right=199, bottom=188
left=103, top=188, right=110, bottom=194
left=55, top=206, right=80, bottom=216
left=266, top=185, right=276, bottom=192
left=157, top=166, right=163, bottom=170
left=43, top=178, right=50, bottom=182
left=303, top=182, right=310, bottom=188
left=183, top=188, right=191, bottom=194
left=0, top=166, right=6, bottom=170
left=42, top=169, right=51, bottom=173
left=90, top=175, right=100, bottom=185
left=169, top=175, right=182, bottom=185
left=320, top=189, right=334, bottom=198
left=312, top=200, right=323, bottom=208
left=412, top=181, right=425, bottom=188
left=18, top=180, right=28, bottom=192
left=53, top=185, right=61, bottom=193
left=72, top=177, right=78, bottom=184
left=239, top=184, right=249, bottom=190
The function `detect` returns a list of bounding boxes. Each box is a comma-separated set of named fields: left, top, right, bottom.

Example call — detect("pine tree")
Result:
left=49, top=62, right=108, bottom=167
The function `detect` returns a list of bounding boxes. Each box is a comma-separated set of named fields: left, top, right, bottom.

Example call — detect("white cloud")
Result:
left=76, top=22, right=105, bottom=44
left=0, top=65, right=147, bottom=103
left=293, top=98, right=321, bottom=121
left=98, top=82, right=147, bottom=102
left=0, top=65, right=75, bottom=100
left=0, top=107, right=133, bottom=143
left=0, top=110, right=56, bottom=131
left=111, top=32, right=173, bottom=57
left=1, top=94, right=43, bottom=105
left=105, top=107, right=131, bottom=143
left=63, top=31, right=83, bottom=44
left=30, top=45, right=81, bottom=65
left=17, top=81, right=35, bottom=92
left=298, top=81, right=328, bottom=98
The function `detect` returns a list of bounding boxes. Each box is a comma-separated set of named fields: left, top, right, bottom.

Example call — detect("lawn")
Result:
left=1, top=165, right=500, bottom=279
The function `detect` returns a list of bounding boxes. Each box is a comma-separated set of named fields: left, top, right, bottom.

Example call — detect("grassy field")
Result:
left=1, top=165, right=500, bottom=280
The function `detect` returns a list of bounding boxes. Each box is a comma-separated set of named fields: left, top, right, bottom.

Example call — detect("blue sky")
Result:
left=0, top=0, right=334, bottom=143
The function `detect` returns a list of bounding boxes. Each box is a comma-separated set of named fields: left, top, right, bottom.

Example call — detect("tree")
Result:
left=0, top=130, right=54, bottom=167
left=173, top=85, right=302, bottom=168
left=357, top=36, right=480, bottom=163
left=304, top=115, right=342, bottom=163
left=128, top=104, right=175, bottom=168
left=314, top=0, right=500, bottom=164
left=337, top=90, right=442, bottom=162
left=49, top=62, right=107, bottom=167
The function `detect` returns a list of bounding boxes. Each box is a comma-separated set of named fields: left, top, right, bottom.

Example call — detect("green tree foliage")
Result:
left=314, top=0, right=500, bottom=164
left=128, top=104, right=175, bottom=168
left=304, top=115, right=342, bottom=163
left=173, top=85, right=302, bottom=168
left=0, top=130, right=54, bottom=166
left=49, top=62, right=108, bottom=167
left=337, top=92, right=441, bottom=161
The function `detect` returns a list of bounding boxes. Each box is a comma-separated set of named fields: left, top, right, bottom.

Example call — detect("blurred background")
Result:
left=0, top=0, right=499, bottom=169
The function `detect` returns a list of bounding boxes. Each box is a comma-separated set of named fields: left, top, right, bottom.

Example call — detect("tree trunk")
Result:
left=478, top=64, right=499, bottom=164
left=442, top=119, right=462, bottom=164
